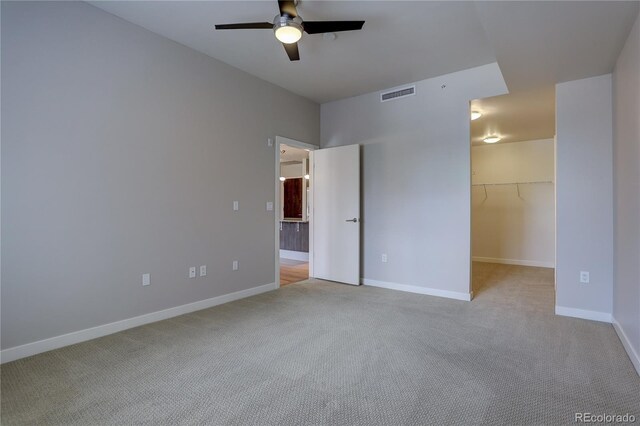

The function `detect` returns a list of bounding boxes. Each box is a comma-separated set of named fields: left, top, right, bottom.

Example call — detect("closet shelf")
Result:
left=472, top=181, right=553, bottom=199
left=472, top=181, right=553, bottom=186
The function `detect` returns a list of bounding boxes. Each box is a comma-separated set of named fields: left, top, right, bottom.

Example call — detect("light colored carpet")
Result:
left=1, top=263, right=638, bottom=425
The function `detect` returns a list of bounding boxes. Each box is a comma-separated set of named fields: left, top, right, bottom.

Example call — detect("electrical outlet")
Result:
left=381, top=254, right=388, bottom=263
left=189, top=267, right=196, bottom=278
left=232, top=260, right=239, bottom=271
left=199, top=265, right=207, bottom=277
left=580, top=271, right=590, bottom=284
left=233, top=201, right=239, bottom=211
left=142, top=273, right=151, bottom=286
left=267, top=138, right=273, bottom=147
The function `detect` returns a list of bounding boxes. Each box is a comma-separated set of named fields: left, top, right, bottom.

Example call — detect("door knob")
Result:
left=345, top=218, right=359, bottom=223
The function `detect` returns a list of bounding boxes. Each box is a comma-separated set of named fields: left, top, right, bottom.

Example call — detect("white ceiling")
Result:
left=474, top=1, right=639, bottom=91
left=89, top=1, right=497, bottom=103
left=280, top=144, right=309, bottom=162
left=90, top=1, right=638, bottom=104
left=470, top=86, right=555, bottom=146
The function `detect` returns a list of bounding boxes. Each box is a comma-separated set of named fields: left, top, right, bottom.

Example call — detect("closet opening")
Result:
left=470, top=87, right=557, bottom=309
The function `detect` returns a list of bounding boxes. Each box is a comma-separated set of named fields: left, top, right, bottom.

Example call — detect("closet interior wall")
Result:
left=472, top=138, right=555, bottom=268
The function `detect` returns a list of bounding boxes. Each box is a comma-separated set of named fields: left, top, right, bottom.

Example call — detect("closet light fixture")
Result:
left=304, top=174, right=310, bottom=180
left=471, top=111, right=482, bottom=120
left=279, top=176, right=286, bottom=181
left=483, top=136, right=501, bottom=144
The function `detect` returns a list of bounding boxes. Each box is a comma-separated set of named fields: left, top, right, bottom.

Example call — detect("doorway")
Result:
left=469, top=87, right=557, bottom=307
left=275, top=137, right=317, bottom=287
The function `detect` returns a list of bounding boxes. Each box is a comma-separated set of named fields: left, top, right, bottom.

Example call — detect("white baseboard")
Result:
left=555, top=305, right=612, bottom=323
left=279, top=250, right=309, bottom=262
left=612, top=318, right=640, bottom=376
left=361, top=278, right=472, bottom=301
left=473, top=256, right=554, bottom=268
left=0, top=282, right=277, bottom=364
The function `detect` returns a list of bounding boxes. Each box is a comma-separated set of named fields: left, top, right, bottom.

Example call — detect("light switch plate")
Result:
left=189, top=267, right=196, bottom=278
left=199, top=265, right=207, bottom=277
left=266, top=202, right=273, bottom=211
left=142, top=273, right=151, bottom=286
left=580, top=271, right=589, bottom=283
left=233, top=201, right=239, bottom=211
left=232, top=260, right=238, bottom=271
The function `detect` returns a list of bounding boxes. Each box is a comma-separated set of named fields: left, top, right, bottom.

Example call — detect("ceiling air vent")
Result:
left=380, top=85, right=416, bottom=102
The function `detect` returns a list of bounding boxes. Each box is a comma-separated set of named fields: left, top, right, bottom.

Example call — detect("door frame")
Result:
left=274, top=136, right=319, bottom=288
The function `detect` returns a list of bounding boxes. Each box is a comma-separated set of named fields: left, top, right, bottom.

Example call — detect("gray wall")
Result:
left=555, top=74, right=613, bottom=316
left=321, top=63, right=507, bottom=297
left=1, top=1, right=319, bottom=350
left=613, top=13, right=640, bottom=369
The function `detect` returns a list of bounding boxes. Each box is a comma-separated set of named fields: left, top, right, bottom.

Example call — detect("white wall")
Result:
left=555, top=74, right=613, bottom=322
left=613, top=12, right=640, bottom=374
left=472, top=139, right=555, bottom=267
left=321, top=63, right=508, bottom=300
left=1, top=2, right=319, bottom=356
left=280, top=162, right=304, bottom=178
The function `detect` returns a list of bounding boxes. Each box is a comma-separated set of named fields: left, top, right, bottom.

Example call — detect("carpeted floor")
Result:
left=1, top=263, right=639, bottom=425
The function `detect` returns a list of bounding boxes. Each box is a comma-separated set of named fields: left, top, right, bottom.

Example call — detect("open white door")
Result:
left=311, top=144, right=360, bottom=285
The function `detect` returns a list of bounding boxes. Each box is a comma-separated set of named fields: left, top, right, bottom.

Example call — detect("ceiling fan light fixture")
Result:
left=274, top=16, right=303, bottom=44
left=483, top=136, right=501, bottom=144
left=215, top=2, right=366, bottom=62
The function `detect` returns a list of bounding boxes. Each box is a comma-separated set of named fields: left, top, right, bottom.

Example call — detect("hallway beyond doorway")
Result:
left=280, top=259, right=309, bottom=286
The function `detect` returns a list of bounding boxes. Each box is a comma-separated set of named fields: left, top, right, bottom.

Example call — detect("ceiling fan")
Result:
left=215, top=0, right=365, bottom=61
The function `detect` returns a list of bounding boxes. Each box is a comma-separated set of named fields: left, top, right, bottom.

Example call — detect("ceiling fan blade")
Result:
left=215, top=22, right=273, bottom=30
left=282, top=42, right=300, bottom=61
left=278, top=0, right=298, bottom=17
left=303, top=21, right=365, bottom=34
